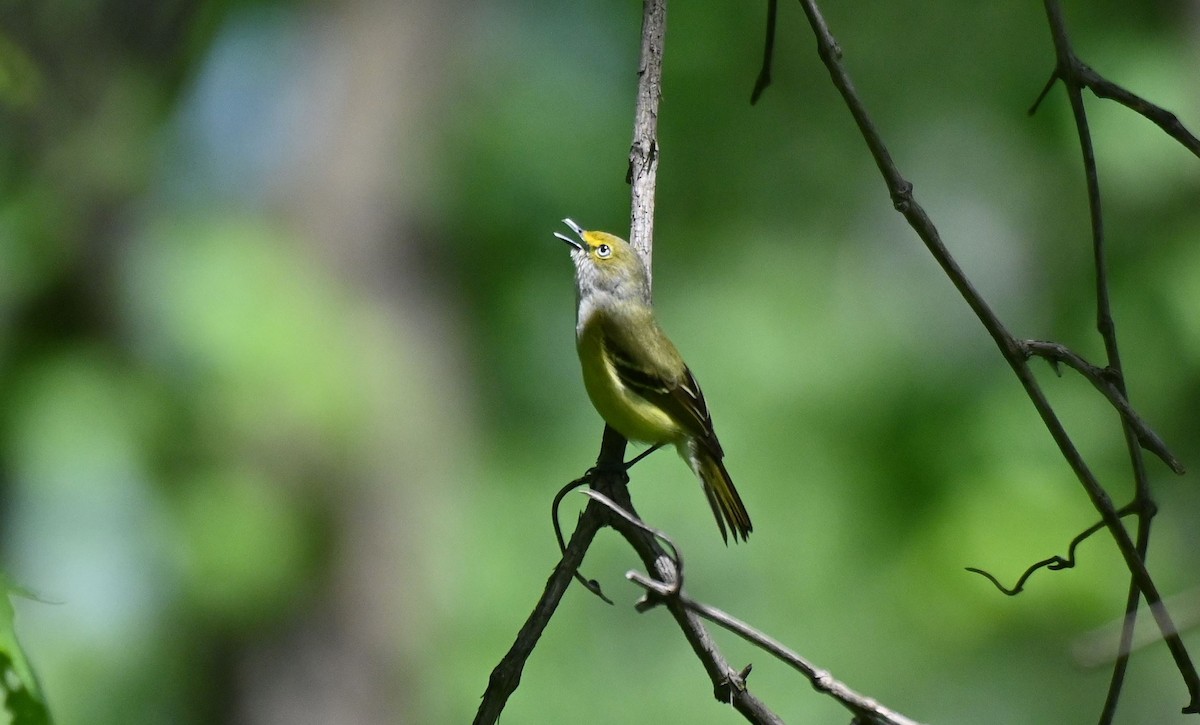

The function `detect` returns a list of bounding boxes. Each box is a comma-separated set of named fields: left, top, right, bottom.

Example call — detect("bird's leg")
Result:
left=623, top=443, right=665, bottom=470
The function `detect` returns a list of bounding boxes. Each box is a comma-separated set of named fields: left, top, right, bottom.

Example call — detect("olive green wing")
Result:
left=600, top=316, right=749, bottom=542
left=599, top=315, right=723, bottom=454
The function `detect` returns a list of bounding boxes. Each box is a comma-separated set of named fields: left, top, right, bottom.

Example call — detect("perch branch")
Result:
left=482, top=2, right=784, bottom=722
left=585, top=462, right=786, bottom=723
left=570, top=484, right=927, bottom=725
left=584, top=489, right=920, bottom=724
left=629, top=572, right=928, bottom=725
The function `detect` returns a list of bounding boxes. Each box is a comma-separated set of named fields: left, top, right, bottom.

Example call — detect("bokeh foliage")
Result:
left=0, top=0, right=1197, bottom=723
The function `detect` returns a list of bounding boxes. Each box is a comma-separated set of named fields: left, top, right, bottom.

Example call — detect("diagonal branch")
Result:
left=1036, top=2, right=1192, bottom=720
left=793, top=0, right=1199, bottom=713
left=584, top=500, right=926, bottom=724
left=474, top=483, right=608, bottom=724
left=482, top=2, right=781, bottom=722
left=582, top=490, right=920, bottom=725
left=1021, top=340, right=1183, bottom=474
left=1081, top=65, right=1200, bottom=158
left=629, top=573, right=928, bottom=725
left=582, top=484, right=785, bottom=723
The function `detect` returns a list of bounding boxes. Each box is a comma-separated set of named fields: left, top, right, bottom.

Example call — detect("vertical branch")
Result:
left=1039, top=3, right=1164, bottom=721
left=627, top=0, right=666, bottom=285
left=603, top=4, right=785, bottom=720
left=481, top=3, right=789, bottom=722
left=613, top=4, right=785, bottom=720
left=596, top=0, right=668, bottom=519
left=598, top=0, right=668, bottom=512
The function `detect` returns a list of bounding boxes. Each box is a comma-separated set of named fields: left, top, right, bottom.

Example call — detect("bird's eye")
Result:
left=595, top=244, right=612, bottom=258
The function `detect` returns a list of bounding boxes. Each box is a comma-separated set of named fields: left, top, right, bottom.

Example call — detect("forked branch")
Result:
left=582, top=491, right=927, bottom=725
left=793, top=0, right=1198, bottom=713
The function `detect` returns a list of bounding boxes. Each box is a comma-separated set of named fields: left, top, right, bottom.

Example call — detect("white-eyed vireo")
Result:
left=555, top=218, right=752, bottom=543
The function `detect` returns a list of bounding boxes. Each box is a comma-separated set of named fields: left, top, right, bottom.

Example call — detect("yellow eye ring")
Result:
left=596, top=244, right=612, bottom=258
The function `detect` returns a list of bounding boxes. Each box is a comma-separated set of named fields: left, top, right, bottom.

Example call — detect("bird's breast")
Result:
left=576, top=312, right=680, bottom=444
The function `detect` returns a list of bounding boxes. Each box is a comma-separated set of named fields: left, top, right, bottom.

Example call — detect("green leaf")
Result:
left=0, top=579, right=53, bottom=725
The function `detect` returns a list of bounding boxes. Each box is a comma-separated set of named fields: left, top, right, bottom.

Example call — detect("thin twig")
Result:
left=591, top=456, right=786, bottom=723
left=627, top=572, right=926, bottom=725
left=552, top=474, right=614, bottom=605
left=794, top=0, right=1199, bottom=713
left=579, top=488, right=684, bottom=600
left=1080, top=64, right=1200, bottom=158
left=1022, top=340, right=1183, bottom=474
left=548, top=445, right=670, bottom=604
left=1036, top=2, right=1191, bottom=719
left=966, top=503, right=1138, bottom=596
left=1028, top=70, right=1059, bottom=115
left=750, top=0, right=778, bottom=105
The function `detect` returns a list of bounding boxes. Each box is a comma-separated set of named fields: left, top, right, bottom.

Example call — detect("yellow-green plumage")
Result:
left=576, top=306, right=681, bottom=443
left=557, top=219, right=752, bottom=543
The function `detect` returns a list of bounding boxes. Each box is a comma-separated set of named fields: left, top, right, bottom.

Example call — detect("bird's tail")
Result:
left=682, top=440, right=752, bottom=544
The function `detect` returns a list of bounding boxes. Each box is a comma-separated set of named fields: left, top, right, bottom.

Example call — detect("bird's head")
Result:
left=554, top=218, right=649, bottom=300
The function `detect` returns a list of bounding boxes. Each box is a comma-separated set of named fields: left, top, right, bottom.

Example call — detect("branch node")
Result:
left=1022, top=339, right=1185, bottom=475
left=890, top=180, right=913, bottom=212
left=738, top=662, right=753, bottom=682
left=716, top=665, right=750, bottom=703
left=810, top=668, right=834, bottom=693
left=582, top=488, right=684, bottom=598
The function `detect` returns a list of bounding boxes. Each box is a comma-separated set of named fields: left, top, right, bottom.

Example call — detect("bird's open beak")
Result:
left=554, top=218, right=585, bottom=250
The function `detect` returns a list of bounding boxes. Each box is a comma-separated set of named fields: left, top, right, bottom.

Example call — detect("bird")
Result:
left=554, top=218, right=752, bottom=543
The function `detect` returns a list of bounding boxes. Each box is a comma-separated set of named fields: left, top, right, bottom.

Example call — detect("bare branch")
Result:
left=552, top=474, right=615, bottom=604
left=1081, top=65, right=1200, bottom=158
left=579, top=488, right=684, bottom=600
left=1022, top=340, right=1183, bottom=474
left=582, top=486, right=923, bottom=724
left=1037, top=2, right=1196, bottom=718
left=593, top=459, right=787, bottom=723
left=750, top=0, right=778, bottom=105
left=627, top=0, right=666, bottom=277
left=794, top=0, right=1199, bottom=712
left=1029, top=5, right=1200, bottom=159
left=474, top=494, right=607, bottom=725
left=627, top=566, right=926, bottom=725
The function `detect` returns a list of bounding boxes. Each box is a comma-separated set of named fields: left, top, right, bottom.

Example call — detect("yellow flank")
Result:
left=577, top=313, right=680, bottom=444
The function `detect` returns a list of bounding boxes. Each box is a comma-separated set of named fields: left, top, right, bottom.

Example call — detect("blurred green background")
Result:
left=0, top=0, right=1198, bottom=723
